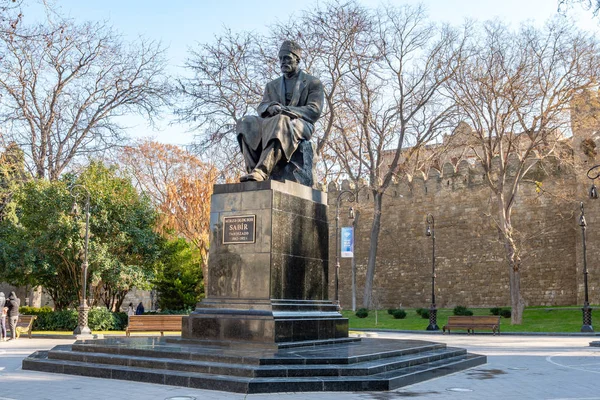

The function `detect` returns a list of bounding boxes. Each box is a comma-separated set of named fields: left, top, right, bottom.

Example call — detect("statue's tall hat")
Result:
left=279, top=40, right=302, bottom=60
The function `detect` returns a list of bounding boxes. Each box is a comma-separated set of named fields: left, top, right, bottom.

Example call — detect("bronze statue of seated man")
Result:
left=236, top=40, right=324, bottom=186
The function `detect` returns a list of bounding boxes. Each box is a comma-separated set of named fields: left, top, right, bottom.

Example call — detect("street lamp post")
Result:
left=425, top=214, right=439, bottom=331
left=587, top=165, right=600, bottom=199
left=335, top=190, right=356, bottom=307
left=581, top=164, right=600, bottom=332
left=70, top=184, right=92, bottom=337
left=579, top=202, right=593, bottom=332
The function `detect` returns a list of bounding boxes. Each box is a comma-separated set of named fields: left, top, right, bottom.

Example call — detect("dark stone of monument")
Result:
left=181, top=179, right=346, bottom=345
left=23, top=336, right=486, bottom=393
left=270, top=140, right=316, bottom=187
left=236, top=40, right=324, bottom=184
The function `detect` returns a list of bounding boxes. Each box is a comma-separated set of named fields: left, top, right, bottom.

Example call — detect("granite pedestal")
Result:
left=182, top=180, right=348, bottom=345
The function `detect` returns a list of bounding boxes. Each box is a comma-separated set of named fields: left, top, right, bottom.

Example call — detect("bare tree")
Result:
left=558, top=0, right=600, bottom=16
left=177, top=1, right=373, bottom=184
left=0, top=0, right=23, bottom=35
left=446, top=18, right=600, bottom=324
left=0, top=15, right=171, bottom=180
left=176, top=30, right=272, bottom=174
left=333, top=4, right=465, bottom=308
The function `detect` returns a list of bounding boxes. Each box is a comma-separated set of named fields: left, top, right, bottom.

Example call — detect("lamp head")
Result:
left=590, top=184, right=598, bottom=199
left=348, top=207, right=355, bottom=221
left=70, top=201, right=80, bottom=216
left=425, top=213, right=434, bottom=236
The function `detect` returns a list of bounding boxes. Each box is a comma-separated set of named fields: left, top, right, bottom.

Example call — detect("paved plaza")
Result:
left=0, top=331, right=599, bottom=400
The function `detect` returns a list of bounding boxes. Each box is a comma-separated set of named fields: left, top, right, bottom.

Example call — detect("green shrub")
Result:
left=387, top=308, right=396, bottom=315
left=500, top=309, right=512, bottom=318
left=19, top=306, right=53, bottom=315
left=113, top=312, right=128, bottom=330
left=356, top=308, right=369, bottom=318
left=88, top=307, right=118, bottom=331
left=453, top=305, right=473, bottom=316
left=420, top=309, right=430, bottom=319
left=33, top=309, right=78, bottom=331
left=154, top=238, right=204, bottom=311
left=28, top=308, right=128, bottom=331
left=392, top=309, right=407, bottom=319
left=415, top=308, right=426, bottom=316
left=490, top=307, right=501, bottom=315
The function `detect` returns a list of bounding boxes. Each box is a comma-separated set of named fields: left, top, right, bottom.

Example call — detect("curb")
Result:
left=353, top=328, right=600, bottom=336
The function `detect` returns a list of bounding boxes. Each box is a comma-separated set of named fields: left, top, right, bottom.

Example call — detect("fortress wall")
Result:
left=328, top=158, right=586, bottom=309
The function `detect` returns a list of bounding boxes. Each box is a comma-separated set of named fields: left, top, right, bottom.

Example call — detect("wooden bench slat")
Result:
left=443, top=315, right=500, bottom=335
left=125, top=315, right=183, bottom=336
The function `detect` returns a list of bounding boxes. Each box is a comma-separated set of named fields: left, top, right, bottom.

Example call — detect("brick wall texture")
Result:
left=327, top=158, right=600, bottom=309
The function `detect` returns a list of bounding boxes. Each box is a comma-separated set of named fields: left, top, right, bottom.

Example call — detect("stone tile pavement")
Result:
left=0, top=331, right=599, bottom=400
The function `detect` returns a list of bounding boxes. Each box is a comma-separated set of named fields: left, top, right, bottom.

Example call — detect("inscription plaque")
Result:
left=223, top=215, right=256, bottom=244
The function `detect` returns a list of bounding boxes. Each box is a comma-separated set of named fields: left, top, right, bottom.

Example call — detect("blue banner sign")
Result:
left=341, top=226, right=354, bottom=258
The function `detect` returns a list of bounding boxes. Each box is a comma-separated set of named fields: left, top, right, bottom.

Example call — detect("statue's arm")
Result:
left=286, top=78, right=324, bottom=124
left=257, top=81, right=282, bottom=118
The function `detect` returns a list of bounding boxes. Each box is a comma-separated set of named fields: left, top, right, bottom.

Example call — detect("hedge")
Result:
left=18, top=306, right=188, bottom=331
left=19, top=307, right=126, bottom=331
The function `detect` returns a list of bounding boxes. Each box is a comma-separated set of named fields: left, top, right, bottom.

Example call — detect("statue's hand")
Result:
left=267, top=104, right=282, bottom=116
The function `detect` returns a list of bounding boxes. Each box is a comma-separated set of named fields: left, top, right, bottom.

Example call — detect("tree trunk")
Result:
left=30, top=286, right=43, bottom=308
left=115, top=291, right=127, bottom=312
left=508, top=256, right=525, bottom=324
left=362, top=192, right=383, bottom=309
left=351, top=210, right=361, bottom=312
left=499, top=196, right=525, bottom=324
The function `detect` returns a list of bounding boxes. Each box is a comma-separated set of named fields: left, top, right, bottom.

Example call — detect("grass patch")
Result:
left=343, top=306, right=599, bottom=333
left=31, top=306, right=597, bottom=335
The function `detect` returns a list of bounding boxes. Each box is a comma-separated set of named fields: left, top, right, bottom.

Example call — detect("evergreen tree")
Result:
left=153, top=238, right=203, bottom=311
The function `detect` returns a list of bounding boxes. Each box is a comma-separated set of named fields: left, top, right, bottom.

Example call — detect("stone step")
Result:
left=69, top=337, right=446, bottom=366
left=174, top=336, right=361, bottom=350
left=46, top=345, right=467, bottom=378
left=23, top=351, right=485, bottom=393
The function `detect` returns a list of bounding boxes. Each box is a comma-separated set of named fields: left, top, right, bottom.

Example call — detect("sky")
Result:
left=20, top=0, right=600, bottom=146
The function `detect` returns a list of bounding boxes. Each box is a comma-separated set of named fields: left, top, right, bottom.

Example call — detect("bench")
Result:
left=125, top=315, right=183, bottom=337
left=443, top=315, right=501, bottom=335
left=6, top=315, right=37, bottom=339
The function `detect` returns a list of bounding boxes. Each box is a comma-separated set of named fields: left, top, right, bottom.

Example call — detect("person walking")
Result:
left=6, top=292, right=19, bottom=340
left=0, top=292, right=6, bottom=341
left=127, top=302, right=135, bottom=318
left=135, top=302, right=144, bottom=315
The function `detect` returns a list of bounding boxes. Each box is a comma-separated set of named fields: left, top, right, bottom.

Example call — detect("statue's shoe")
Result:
left=239, top=171, right=266, bottom=182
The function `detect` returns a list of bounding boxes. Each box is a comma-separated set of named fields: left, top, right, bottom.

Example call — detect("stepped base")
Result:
left=183, top=299, right=348, bottom=345
left=23, top=337, right=486, bottom=393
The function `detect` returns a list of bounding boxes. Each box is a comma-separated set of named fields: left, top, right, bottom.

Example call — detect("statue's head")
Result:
left=279, top=40, right=301, bottom=75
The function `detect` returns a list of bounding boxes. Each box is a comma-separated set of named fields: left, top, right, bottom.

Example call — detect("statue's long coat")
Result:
left=236, top=70, right=324, bottom=162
